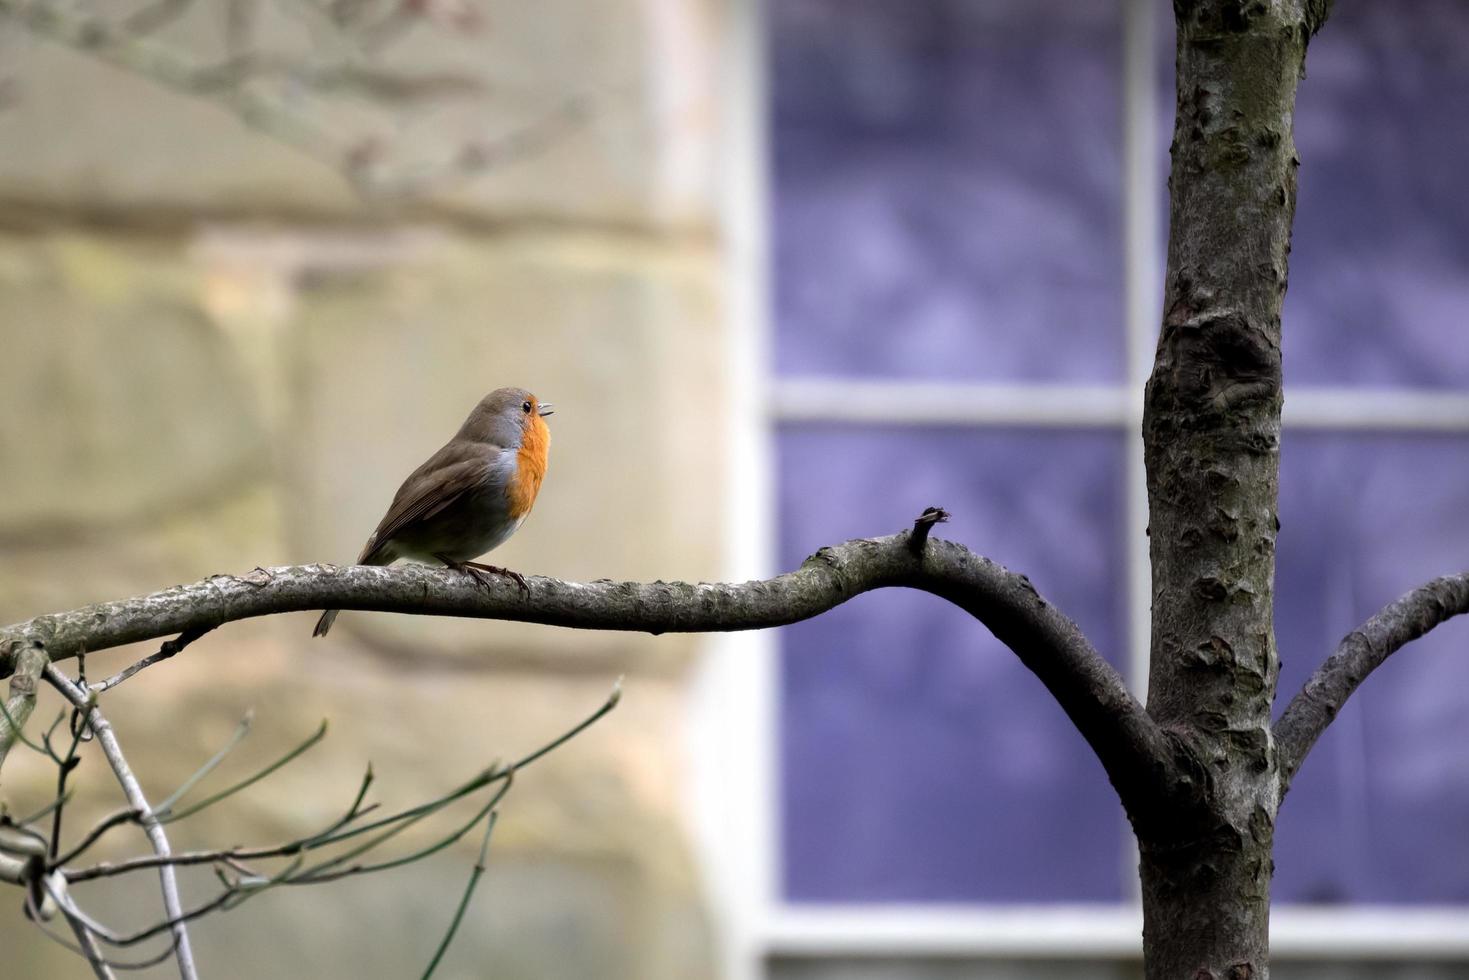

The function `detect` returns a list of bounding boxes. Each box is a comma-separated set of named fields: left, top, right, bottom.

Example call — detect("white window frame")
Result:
left=697, top=1, right=1469, bottom=977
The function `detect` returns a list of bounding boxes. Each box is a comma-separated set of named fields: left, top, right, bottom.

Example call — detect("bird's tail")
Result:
left=313, top=546, right=392, bottom=638
left=312, top=609, right=340, bottom=637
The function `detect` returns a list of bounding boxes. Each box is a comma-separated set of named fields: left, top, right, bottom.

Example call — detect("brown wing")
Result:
left=357, top=440, right=496, bottom=563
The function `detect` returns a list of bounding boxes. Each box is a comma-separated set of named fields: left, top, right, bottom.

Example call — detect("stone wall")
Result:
left=0, top=2, right=728, bottom=976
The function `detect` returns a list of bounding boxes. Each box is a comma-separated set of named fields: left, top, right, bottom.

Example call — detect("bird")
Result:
left=312, top=386, right=553, bottom=637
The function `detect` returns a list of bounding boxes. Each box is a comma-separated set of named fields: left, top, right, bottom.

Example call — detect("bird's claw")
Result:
left=450, top=559, right=529, bottom=599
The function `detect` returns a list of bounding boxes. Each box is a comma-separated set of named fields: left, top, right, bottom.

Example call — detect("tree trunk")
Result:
left=1140, top=2, right=1330, bottom=976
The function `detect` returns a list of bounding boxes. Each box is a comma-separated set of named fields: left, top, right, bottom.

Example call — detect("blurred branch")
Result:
left=0, top=0, right=589, bottom=197
left=0, top=0, right=343, bottom=176
left=421, top=810, right=495, bottom=980
left=2, top=513, right=1177, bottom=819
left=1275, top=571, right=1469, bottom=793
left=162, top=719, right=326, bottom=825
left=44, top=665, right=199, bottom=980
left=0, top=639, right=47, bottom=776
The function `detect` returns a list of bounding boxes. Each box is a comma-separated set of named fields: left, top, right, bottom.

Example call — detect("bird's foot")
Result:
left=439, top=556, right=529, bottom=598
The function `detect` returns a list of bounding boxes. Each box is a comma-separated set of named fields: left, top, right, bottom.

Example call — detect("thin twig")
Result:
left=44, top=666, right=198, bottom=980
left=317, top=762, right=375, bottom=838
left=420, top=811, right=497, bottom=980
left=25, top=885, right=110, bottom=970
left=38, top=709, right=67, bottom=764
left=162, top=719, right=327, bottom=824
left=15, top=790, right=72, bottom=828
left=154, top=710, right=252, bottom=816
left=36, top=875, right=187, bottom=969
left=53, top=807, right=143, bottom=868
left=62, top=906, right=119, bottom=980
left=91, top=626, right=213, bottom=696
left=49, top=691, right=93, bottom=863
left=296, top=775, right=511, bottom=884
left=56, top=717, right=325, bottom=869
left=65, top=682, right=619, bottom=884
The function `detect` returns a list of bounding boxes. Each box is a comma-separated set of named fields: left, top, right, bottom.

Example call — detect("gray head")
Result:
left=457, top=387, right=554, bottom=448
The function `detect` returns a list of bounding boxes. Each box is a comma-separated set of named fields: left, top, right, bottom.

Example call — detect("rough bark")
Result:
left=0, top=520, right=1180, bottom=820
left=1140, top=2, right=1328, bottom=976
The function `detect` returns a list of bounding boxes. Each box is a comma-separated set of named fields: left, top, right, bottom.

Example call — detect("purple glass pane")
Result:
left=771, top=0, right=1125, bottom=383
left=1157, top=2, right=1469, bottom=387
left=1287, top=3, right=1469, bottom=388
left=1275, top=433, right=1469, bottom=903
left=779, top=427, right=1128, bottom=902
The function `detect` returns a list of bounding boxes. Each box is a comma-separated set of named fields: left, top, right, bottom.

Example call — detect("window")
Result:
left=718, top=0, right=1469, bottom=976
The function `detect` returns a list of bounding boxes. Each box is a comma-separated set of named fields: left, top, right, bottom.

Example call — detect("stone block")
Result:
left=0, top=233, right=271, bottom=536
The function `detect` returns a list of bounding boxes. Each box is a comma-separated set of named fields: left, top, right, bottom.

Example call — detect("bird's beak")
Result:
left=538, top=403, right=555, bottom=417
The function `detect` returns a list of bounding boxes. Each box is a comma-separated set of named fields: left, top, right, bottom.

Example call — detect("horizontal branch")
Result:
left=1274, top=572, right=1469, bottom=792
left=1, top=522, right=1179, bottom=818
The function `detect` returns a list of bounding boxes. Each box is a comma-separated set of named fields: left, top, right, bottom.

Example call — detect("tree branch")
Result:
left=0, top=0, right=594, bottom=197
left=0, top=639, right=48, bottom=776
left=1274, top=572, right=1469, bottom=792
left=60, top=897, right=119, bottom=980
left=44, top=667, right=198, bottom=980
left=3, top=519, right=1180, bottom=819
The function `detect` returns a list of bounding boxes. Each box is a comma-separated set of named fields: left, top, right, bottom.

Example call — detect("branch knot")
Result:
left=908, top=507, right=950, bottom=555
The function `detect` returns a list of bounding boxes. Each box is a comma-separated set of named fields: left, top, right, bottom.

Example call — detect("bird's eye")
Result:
left=521, top=400, right=532, bottom=414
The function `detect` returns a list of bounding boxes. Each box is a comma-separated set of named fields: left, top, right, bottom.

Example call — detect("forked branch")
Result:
left=1275, top=572, right=1469, bottom=792
left=2, top=515, right=1181, bottom=818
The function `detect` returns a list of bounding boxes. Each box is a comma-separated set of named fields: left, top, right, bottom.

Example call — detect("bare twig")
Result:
left=91, top=626, right=213, bottom=696
left=48, top=690, right=93, bottom=863
left=162, top=719, right=327, bottom=824
left=63, top=683, right=616, bottom=884
left=15, top=790, right=72, bottom=828
left=154, top=710, right=252, bottom=817
left=44, top=666, right=198, bottom=980
left=53, top=717, right=326, bottom=873
left=294, top=774, right=511, bottom=885
left=6, top=666, right=617, bottom=977
left=52, top=807, right=142, bottom=869
left=31, top=684, right=610, bottom=980
left=35, top=872, right=188, bottom=967
left=1275, top=572, right=1469, bottom=792
left=25, top=884, right=115, bottom=973
left=420, top=810, right=496, bottom=980
left=62, top=906, right=118, bottom=980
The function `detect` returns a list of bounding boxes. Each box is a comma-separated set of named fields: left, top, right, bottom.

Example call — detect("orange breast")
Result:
left=507, top=414, right=550, bottom=519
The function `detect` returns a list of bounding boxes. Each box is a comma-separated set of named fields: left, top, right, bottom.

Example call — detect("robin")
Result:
left=312, top=387, right=553, bottom=637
